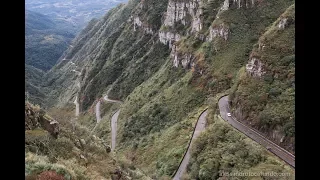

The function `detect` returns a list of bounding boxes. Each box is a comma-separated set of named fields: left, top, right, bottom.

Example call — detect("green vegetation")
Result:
left=25, top=103, right=129, bottom=179
left=112, top=56, right=208, bottom=178
left=118, top=102, right=207, bottom=178
left=230, top=4, right=295, bottom=152
left=93, top=102, right=121, bottom=144
left=30, top=0, right=295, bottom=179
left=25, top=64, right=47, bottom=107
left=137, top=0, right=169, bottom=28
left=25, top=10, right=75, bottom=71
left=185, top=115, right=294, bottom=180
left=25, top=10, right=76, bottom=107
left=201, top=0, right=225, bottom=32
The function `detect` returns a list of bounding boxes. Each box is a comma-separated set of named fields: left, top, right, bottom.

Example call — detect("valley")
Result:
left=25, top=0, right=295, bottom=179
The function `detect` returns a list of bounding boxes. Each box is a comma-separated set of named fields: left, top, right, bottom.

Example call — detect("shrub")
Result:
left=269, top=87, right=282, bottom=97
left=283, top=121, right=295, bottom=137
left=25, top=129, right=52, bottom=154
left=49, top=137, right=74, bottom=160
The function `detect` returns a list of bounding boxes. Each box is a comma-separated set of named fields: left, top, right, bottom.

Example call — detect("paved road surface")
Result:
left=104, top=95, right=122, bottom=103
left=218, top=96, right=295, bottom=168
left=103, top=95, right=122, bottom=151
left=111, top=110, right=120, bottom=151
left=173, top=110, right=208, bottom=180
left=95, top=100, right=101, bottom=123
left=73, top=96, right=79, bottom=117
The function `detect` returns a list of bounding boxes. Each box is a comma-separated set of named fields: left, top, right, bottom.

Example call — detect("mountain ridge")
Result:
left=28, top=0, right=295, bottom=179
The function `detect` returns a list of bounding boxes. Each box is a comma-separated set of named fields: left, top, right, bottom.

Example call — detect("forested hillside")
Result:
left=29, top=0, right=295, bottom=179
left=25, top=10, right=75, bottom=71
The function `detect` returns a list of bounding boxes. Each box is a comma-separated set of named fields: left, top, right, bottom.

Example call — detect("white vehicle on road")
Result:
left=227, top=113, right=231, bottom=117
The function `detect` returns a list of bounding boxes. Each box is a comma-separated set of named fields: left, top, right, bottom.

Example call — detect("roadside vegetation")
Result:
left=26, top=0, right=295, bottom=179
left=185, top=115, right=294, bottom=180
left=25, top=102, right=129, bottom=179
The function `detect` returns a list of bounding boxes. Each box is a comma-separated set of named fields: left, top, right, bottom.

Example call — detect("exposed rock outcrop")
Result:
left=245, top=57, right=265, bottom=77
left=229, top=0, right=256, bottom=9
left=217, top=0, right=257, bottom=17
left=133, top=16, right=154, bottom=35
left=159, top=31, right=181, bottom=48
left=163, top=0, right=203, bottom=33
left=25, top=103, right=60, bottom=138
left=278, top=18, right=288, bottom=29
left=170, top=45, right=195, bottom=68
left=207, top=24, right=229, bottom=41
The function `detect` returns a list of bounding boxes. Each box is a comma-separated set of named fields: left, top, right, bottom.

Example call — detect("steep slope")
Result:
left=41, top=0, right=295, bottom=179
left=229, top=4, right=295, bottom=153
left=25, top=65, right=46, bottom=106
left=187, top=115, right=294, bottom=180
left=25, top=10, right=75, bottom=106
left=25, top=10, right=75, bottom=71
left=44, top=0, right=170, bottom=111
left=25, top=102, right=131, bottom=180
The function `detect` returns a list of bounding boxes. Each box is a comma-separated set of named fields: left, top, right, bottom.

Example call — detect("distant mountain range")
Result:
left=25, top=0, right=128, bottom=30
left=25, top=10, right=76, bottom=71
left=25, top=10, right=76, bottom=106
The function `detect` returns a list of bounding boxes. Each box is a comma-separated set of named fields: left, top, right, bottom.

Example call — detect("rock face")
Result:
left=217, top=0, right=256, bottom=18
left=133, top=16, right=142, bottom=31
left=159, top=31, right=181, bottom=48
left=207, top=24, right=229, bottom=41
left=245, top=57, right=265, bottom=77
left=160, top=0, right=206, bottom=67
left=228, top=0, right=255, bottom=9
left=163, top=0, right=203, bottom=33
left=171, top=45, right=195, bottom=68
left=133, top=16, right=154, bottom=35
left=278, top=18, right=288, bottom=29
left=25, top=103, right=60, bottom=138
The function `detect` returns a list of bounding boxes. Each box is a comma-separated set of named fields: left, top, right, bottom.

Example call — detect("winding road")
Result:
left=101, top=95, right=122, bottom=151
left=111, top=109, right=120, bottom=151
left=74, top=96, right=79, bottom=117
left=92, top=95, right=121, bottom=151
left=173, top=109, right=208, bottom=180
left=218, top=96, right=295, bottom=168
left=95, top=100, right=102, bottom=123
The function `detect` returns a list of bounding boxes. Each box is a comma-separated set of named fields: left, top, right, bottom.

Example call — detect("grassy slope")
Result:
left=116, top=58, right=207, bottom=177
left=182, top=2, right=295, bottom=179
left=25, top=10, right=75, bottom=71
left=230, top=4, right=295, bottom=153
left=114, top=0, right=295, bottom=179
left=42, top=3, right=135, bottom=109
left=39, top=0, right=295, bottom=179
left=25, top=103, right=128, bottom=180
left=43, top=0, right=171, bottom=110
left=25, top=65, right=46, bottom=106
left=185, top=115, right=294, bottom=180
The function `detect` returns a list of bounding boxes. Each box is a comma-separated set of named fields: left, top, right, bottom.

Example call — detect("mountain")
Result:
left=25, top=10, right=76, bottom=72
left=30, top=0, right=295, bottom=179
left=25, top=10, right=77, bottom=107
left=25, top=64, right=46, bottom=107
left=25, top=0, right=129, bottom=30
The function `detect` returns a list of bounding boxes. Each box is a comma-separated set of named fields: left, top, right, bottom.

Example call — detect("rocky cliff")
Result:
left=231, top=4, right=295, bottom=153
left=38, top=0, right=295, bottom=178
